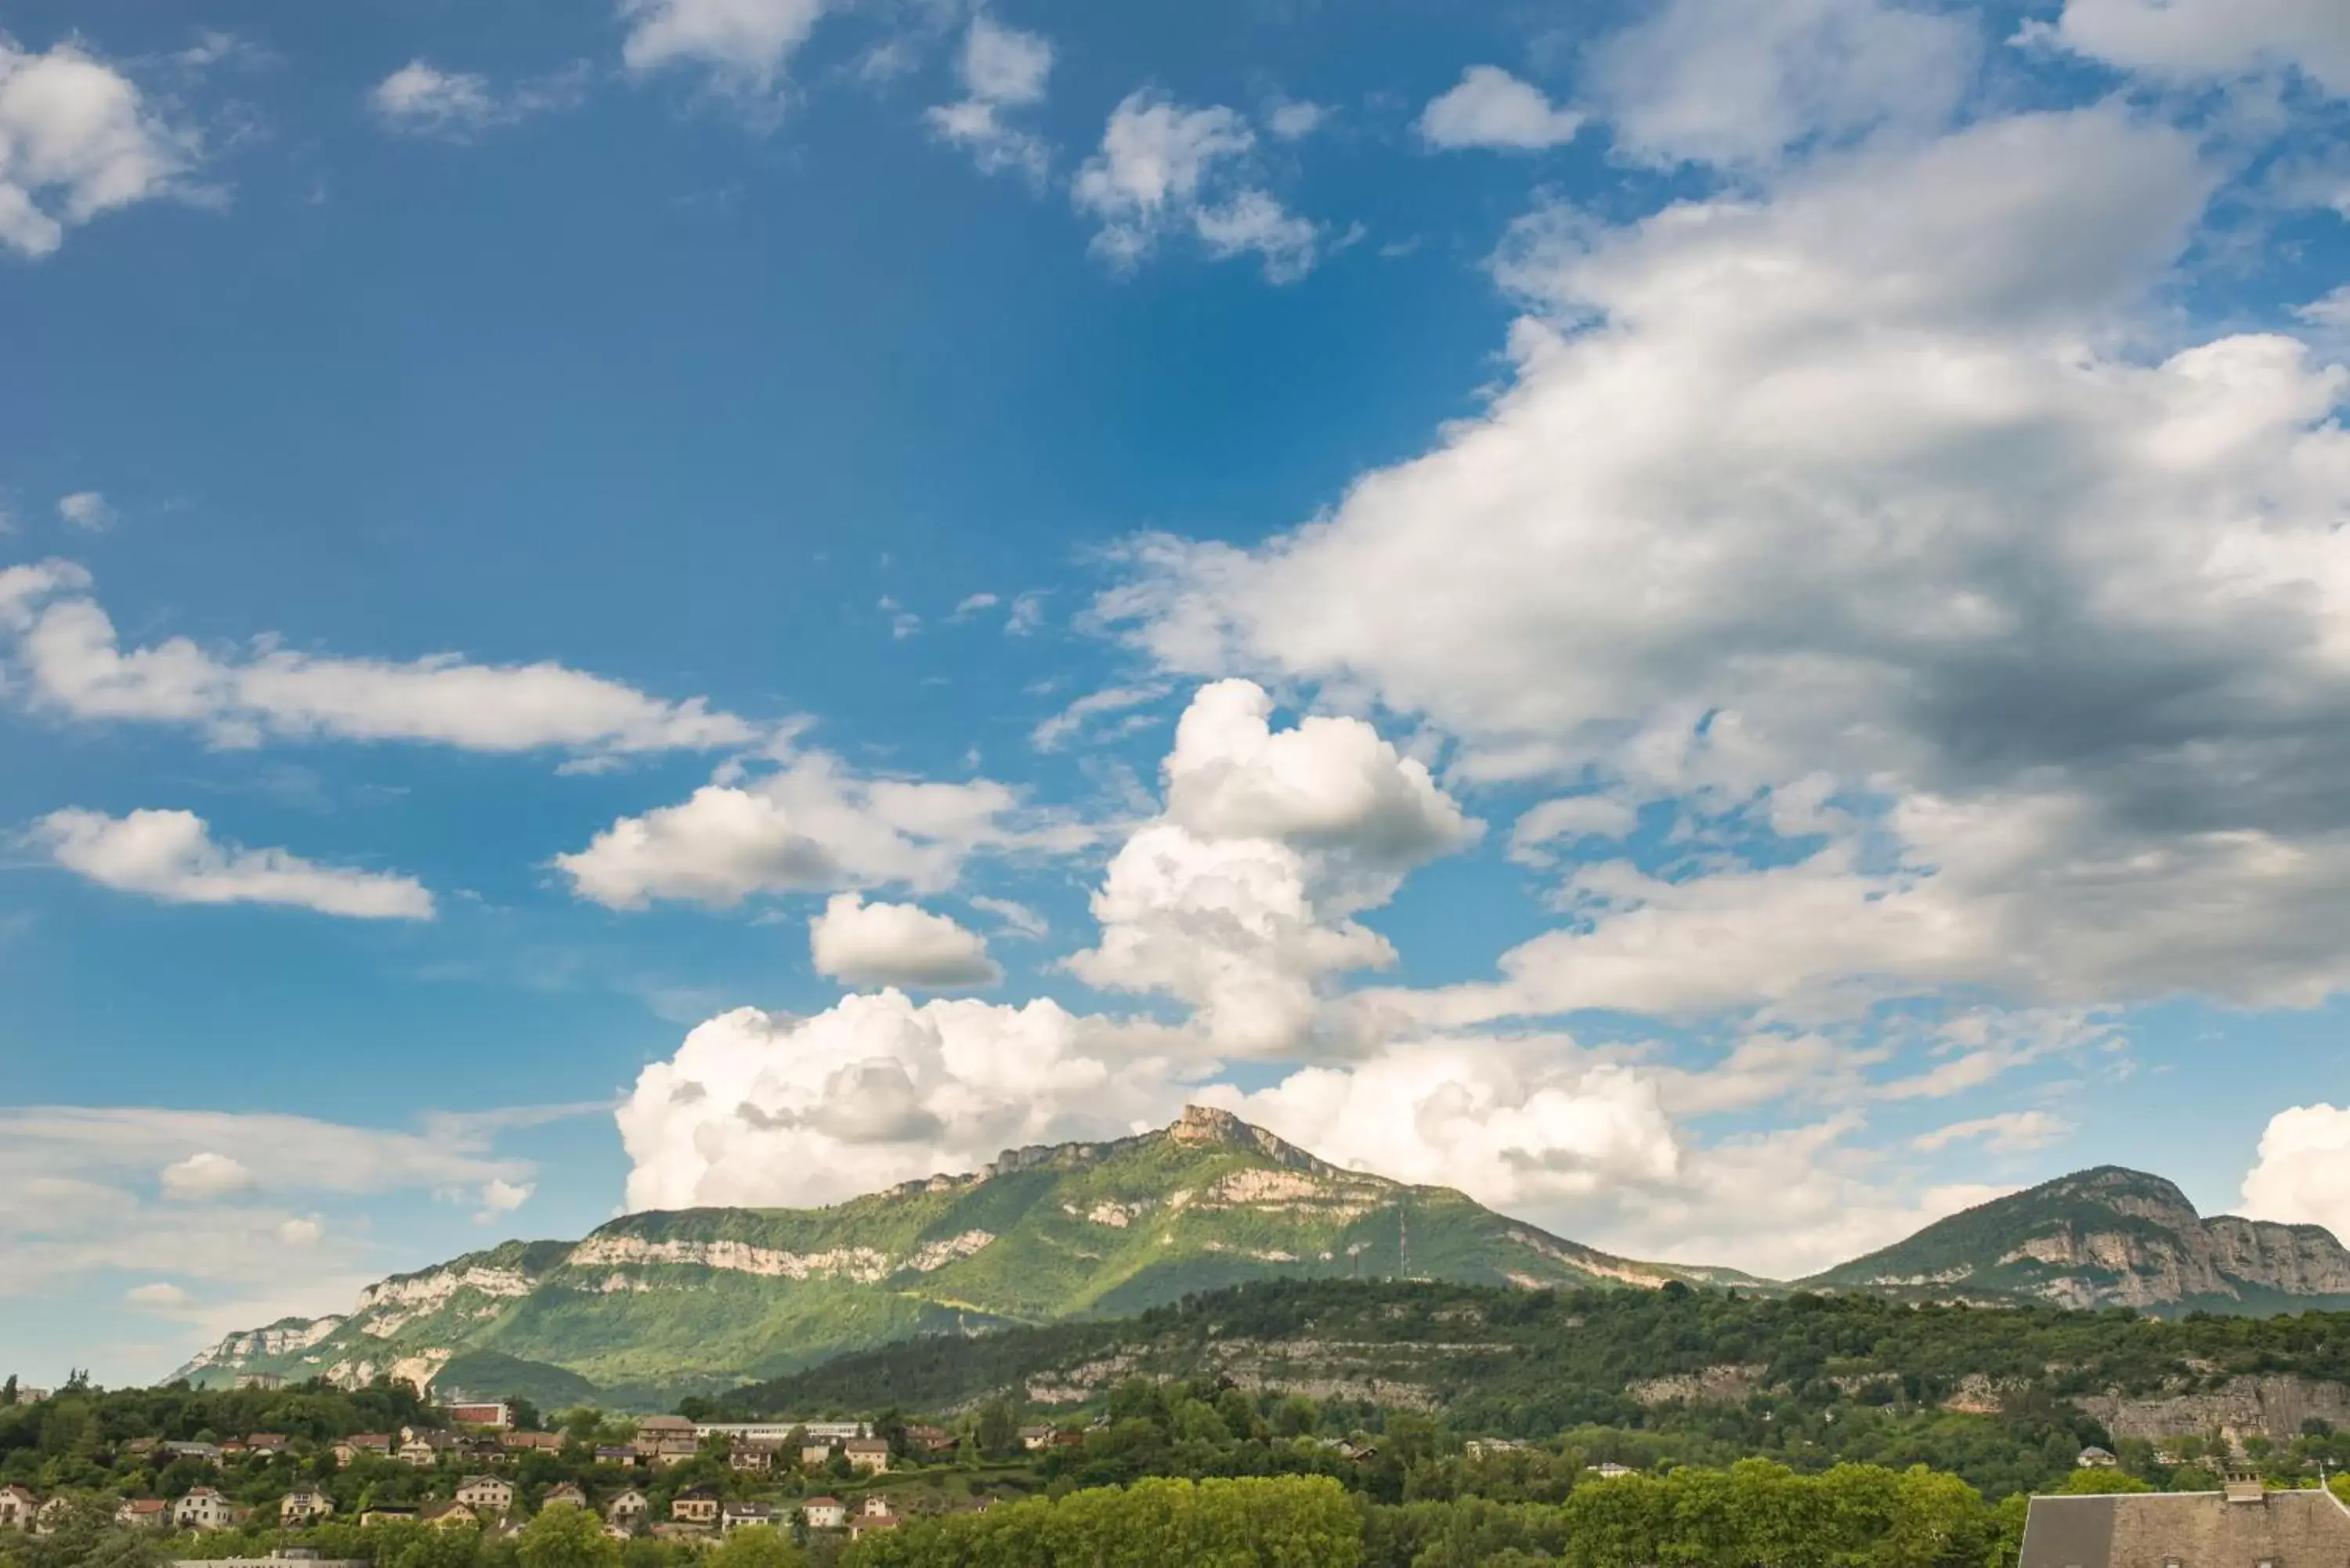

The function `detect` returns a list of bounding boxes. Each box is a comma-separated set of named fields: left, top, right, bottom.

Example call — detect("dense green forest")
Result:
left=837, top=1465, right=2054, bottom=1568
left=732, top=1279, right=2350, bottom=1500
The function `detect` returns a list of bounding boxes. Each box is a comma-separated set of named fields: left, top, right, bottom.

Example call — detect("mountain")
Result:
left=730, top=1274, right=2350, bottom=1497
left=172, top=1107, right=1761, bottom=1404
left=1803, top=1165, right=2350, bottom=1312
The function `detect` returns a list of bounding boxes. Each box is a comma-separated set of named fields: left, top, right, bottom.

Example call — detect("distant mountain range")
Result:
left=175, top=1122, right=2350, bottom=1407
left=172, top=1106, right=1760, bottom=1403
left=1804, top=1165, right=2350, bottom=1312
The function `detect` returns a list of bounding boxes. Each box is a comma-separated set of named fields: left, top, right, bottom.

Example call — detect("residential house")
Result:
left=114, top=1498, right=169, bottom=1531
left=848, top=1500, right=898, bottom=1541
left=123, top=1437, right=157, bottom=1457
left=359, top=1508, right=419, bottom=1526
left=334, top=1434, right=392, bottom=1465
left=904, top=1425, right=956, bottom=1455
left=541, top=1483, right=588, bottom=1511
left=859, top=1495, right=895, bottom=1519
left=175, top=1487, right=239, bottom=1532
left=635, top=1415, right=695, bottom=1439
left=605, top=1490, right=649, bottom=1530
left=501, top=1432, right=562, bottom=1455
left=420, top=1501, right=480, bottom=1530
left=454, top=1476, right=515, bottom=1514
left=845, top=1437, right=891, bottom=1474
left=1586, top=1461, right=1636, bottom=1479
left=602, top=1519, right=633, bottom=1543
left=799, top=1440, right=836, bottom=1469
left=721, top=1501, right=778, bottom=1534
left=802, top=1498, right=847, bottom=1531
left=0, top=1486, right=38, bottom=1530
left=1017, top=1425, right=1055, bottom=1452
left=163, top=1441, right=224, bottom=1465
left=594, top=1445, right=640, bottom=1467
left=398, top=1432, right=454, bottom=1467
left=1464, top=1438, right=1524, bottom=1459
left=649, top=1437, right=699, bottom=1469
left=219, top=1440, right=250, bottom=1460
left=2018, top=1481, right=2350, bottom=1568
left=446, top=1403, right=512, bottom=1430
left=280, top=1488, right=334, bottom=1526
left=728, top=1441, right=778, bottom=1472
left=671, top=1487, right=720, bottom=1526
left=2076, top=1446, right=2120, bottom=1469
left=247, top=1433, right=290, bottom=1454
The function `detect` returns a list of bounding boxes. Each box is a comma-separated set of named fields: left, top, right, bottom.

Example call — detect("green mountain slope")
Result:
left=732, top=1277, right=2350, bottom=1499
left=172, top=1107, right=1756, bottom=1403
left=1803, top=1165, right=2350, bottom=1312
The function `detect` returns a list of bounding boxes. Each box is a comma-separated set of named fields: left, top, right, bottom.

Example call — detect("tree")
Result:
left=974, top=1400, right=1017, bottom=1461
left=517, top=1504, right=620, bottom=1568
left=707, top=1526, right=805, bottom=1568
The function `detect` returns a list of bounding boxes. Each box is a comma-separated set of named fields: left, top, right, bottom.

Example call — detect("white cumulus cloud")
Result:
left=0, top=562, right=759, bottom=758
left=809, top=893, right=1000, bottom=988
left=474, top=1178, right=534, bottom=1223
left=159, top=1152, right=255, bottom=1201
left=1067, top=681, right=1475, bottom=1055
left=1106, top=102, right=2350, bottom=1026
left=1075, top=90, right=1318, bottom=282
left=368, top=60, right=590, bottom=139
left=616, top=993, right=1183, bottom=1211
left=2047, top=0, right=2350, bottom=96
left=0, top=37, right=197, bottom=258
left=1417, top=67, right=1583, bottom=150
left=927, top=13, right=1054, bottom=182
left=56, top=491, right=114, bottom=531
left=620, top=0, right=831, bottom=93
left=2240, top=1103, right=2350, bottom=1238
left=34, top=808, right=435, bottom=920
left=1584, top=0, right=1977, bottom=168
left=553, top=753, right=1029, bottom=907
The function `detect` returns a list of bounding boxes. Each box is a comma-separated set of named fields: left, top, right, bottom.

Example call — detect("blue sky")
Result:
left=5, top=0, right=2350, bottom=1385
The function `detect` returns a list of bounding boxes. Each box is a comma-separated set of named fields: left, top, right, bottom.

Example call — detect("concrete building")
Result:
left=845, top=1437, right=891, bottom=1474
left=279, top=1489, right=334, bottom=1526
left=605, top=1490, right=649, bottom=1530
left=0, top=1487, right=38, bottom=1530
left=802, top=1498, right=846, bottom=1530
left=446, top=1403, right=512, bottom=1430
left=2017, top=1480, right=2350, bottom=1568
left=541, top=1484, right=588, bottom=1511
left=671, top=1488, right=720, bottom=1526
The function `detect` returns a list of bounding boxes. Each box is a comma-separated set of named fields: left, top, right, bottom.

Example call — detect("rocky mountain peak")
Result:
left=1166, top=1105, right=1346, bottom=1176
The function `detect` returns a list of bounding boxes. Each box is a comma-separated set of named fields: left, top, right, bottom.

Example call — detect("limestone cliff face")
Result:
left=170, top=1107, right=1730, bottom=1397
left=1808, top=1167, right=2350, bottom=1312
left=2079, top=1375, right=2350, bottom=1446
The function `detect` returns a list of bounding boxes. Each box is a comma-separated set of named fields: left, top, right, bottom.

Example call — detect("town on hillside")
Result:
left=15, top=1339, right=2350, bottom=1568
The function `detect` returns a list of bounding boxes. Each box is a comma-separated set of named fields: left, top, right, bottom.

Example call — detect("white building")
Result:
left=696, top=1420, right=867, bottom=1444
left=0, top=1487, right=38, bottom=1530
left=279, top=1489, right=334, bottom=1526
left=175, top=1488, right=239, bottom=1532
left=454, top=1476, right=515, bottom=1513
left=802, top=1498, right=846, bottom=1530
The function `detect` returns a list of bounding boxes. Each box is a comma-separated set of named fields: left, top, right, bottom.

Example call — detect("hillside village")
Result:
left=0, top=1385, right=1085, bottom=1555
